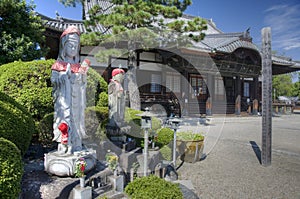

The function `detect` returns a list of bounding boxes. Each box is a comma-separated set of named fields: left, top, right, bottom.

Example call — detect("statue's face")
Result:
left=113, top=73, right=124, bottom=83
left=65, top=34, right=79, bottom=58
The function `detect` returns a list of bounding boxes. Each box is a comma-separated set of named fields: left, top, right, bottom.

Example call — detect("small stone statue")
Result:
left=108, top=68, right=125, bottom=127
left=51, top=26, right=90, bottom=154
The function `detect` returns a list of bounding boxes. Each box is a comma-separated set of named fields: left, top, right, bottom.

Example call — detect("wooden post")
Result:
left=261, top=27, right=272, bottom=166
left=235, top=95, right=241, bottom=115
left=253, top=99, right=258, bottom=115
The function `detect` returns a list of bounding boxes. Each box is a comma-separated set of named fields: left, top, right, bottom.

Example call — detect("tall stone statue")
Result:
left=108, top=68, right=125, bottom=127
left=45, top=26, right=97, bottom=177
left=51, top=26, right=89, bottom=153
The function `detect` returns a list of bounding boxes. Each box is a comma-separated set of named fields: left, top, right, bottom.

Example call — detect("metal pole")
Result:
left=172, top=129, right=177, bottom=166
left=144, top=129, right=148, bottom=176
left=261, top=27, right=272, bottom=166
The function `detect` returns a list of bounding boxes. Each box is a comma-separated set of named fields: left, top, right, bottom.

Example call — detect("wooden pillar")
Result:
left=261, top=27, right=272, bottom=166
left=253, top=99, right=258, bottom=115
left=235, top=95, right=241, bottom=115
left=206, top=74, right=214, bottom=115
left=181, top=70, right=189, bottom=116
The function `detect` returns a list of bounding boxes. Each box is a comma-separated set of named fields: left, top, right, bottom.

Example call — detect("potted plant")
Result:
left=176, top=131, right=205, bottom=163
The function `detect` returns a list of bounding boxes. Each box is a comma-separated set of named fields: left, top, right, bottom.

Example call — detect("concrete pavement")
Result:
left=177, top=114, right=300, bottom=198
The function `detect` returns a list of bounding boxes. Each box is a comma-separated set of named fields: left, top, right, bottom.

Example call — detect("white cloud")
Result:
left=264, top=4, right=300, bottom=52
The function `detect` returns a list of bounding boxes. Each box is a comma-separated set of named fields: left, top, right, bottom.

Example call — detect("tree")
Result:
left=272, top=74, right=293, bottom=98
left=82, top=0, right=207, bottom=110
left=291, top=72, right=300, bottom=98
left=0, top=0, right=46, bottom=65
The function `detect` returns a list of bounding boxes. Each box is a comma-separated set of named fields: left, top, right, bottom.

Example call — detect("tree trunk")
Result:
left=127, top=40, right=141, bottom=110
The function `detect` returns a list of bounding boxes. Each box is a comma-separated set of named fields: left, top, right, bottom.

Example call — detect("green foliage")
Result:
left=97, top=91, right=108, bottom=107
left=124, top=108, right=162, bottom=147
left=156, top=127, right=173, bottom=147
left=291, top=81, right=300, bottom=98
left=37, top=112, right=54, bottom=146
left=125, top=175, right=183, bottom=199
left=177, top=131, right=204, bottom=141
left=0, top=59, right=107, bottom=121
left=84, top=0, right=207, bottom=63
left=0, top=137, right=23, bottom=199
left=273, top=74, right=293, bottom=98
left=0, top=0, right=46, bottom=65
left=159, top=145, right=172, bottom=161
left=85, top=106, right=109, bottom=141
left=0, top=91, right=35, bottom=156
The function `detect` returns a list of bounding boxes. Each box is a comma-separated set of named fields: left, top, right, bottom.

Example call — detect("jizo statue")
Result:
left=108, top=68, right=125, bottom=127
left=51, top=26, right=90, bottom=154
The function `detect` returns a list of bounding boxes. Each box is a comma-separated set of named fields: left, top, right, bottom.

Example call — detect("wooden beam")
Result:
left=261, top=27, right=272, bottom=166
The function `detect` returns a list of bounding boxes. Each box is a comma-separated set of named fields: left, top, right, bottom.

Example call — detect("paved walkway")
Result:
left=177, top=114, right=300, bottom=198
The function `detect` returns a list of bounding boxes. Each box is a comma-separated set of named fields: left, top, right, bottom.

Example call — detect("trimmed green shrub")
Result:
left=125, top=175, right=183, bottom=199
left=0, top=92, right=35, bottom=155
left=37, top=112, right=54, bottom=146
left=97, top=92, right=108, bottom=107
left=0, top=60, right=107, bottom=121
left=0, top=137, right=23, bottom=199
left=85, top=106, right=109, bottom=141
left=177, top=131, right=204, bottom=141
left=160, top=145, right=172, bottom=161
left=156, top=127, right=174, bottom=147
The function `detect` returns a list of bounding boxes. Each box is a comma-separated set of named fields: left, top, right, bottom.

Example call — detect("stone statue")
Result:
left=108, top=68, right=125, bottom=127
left=45, top=26, right=96, bottom=177
left=51, top=26, right=90, bottom=154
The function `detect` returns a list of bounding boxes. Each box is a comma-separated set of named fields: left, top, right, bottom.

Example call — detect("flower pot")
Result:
left=79, top=176, right=85, bottom=188
left=176, top=139, right=204, bottom=163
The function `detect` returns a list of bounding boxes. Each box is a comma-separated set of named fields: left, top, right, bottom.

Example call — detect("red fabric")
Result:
left=61, top=26, right=80, bottom=38
left=51, top=61, right=88, bottom=73
left=58, top=122, right=68, bottom=145
left=112, top=68, right=125, bottom=77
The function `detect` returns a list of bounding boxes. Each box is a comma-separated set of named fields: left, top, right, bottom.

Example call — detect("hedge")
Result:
left=0, top=59, right=107, bottom=121
left=0, top=92, right=35, bottom=155
left=125, top=175, right=183, bottom=199
left=0, top=137, right=23, bottom=199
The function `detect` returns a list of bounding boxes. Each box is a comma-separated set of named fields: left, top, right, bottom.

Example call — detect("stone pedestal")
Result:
left=44, top=149, right=97, bottom=177
left=73, top=186, right=92, bottom=199
left=108, top=175, right=124, bottom=192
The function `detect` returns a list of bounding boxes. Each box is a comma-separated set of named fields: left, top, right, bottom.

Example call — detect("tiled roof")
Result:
left=38, top=13, right=110, bottom=34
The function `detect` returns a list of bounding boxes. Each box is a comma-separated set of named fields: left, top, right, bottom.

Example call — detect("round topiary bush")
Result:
left=0, top=137, right=23, bottom=199
left=0, top=60, right=107, bottom=121
left=125, top=175, right=183, bottom=199
left=0, top=92, right=35, bottom=156
left=156, top=127, right=174, bottom=147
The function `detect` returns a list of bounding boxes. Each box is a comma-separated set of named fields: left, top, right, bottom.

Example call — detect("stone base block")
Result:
left=108, top=175, right=124, bottom=192
left=44, top=149, right=96, bottom=177
left=73, top=186, right=92, bottom=199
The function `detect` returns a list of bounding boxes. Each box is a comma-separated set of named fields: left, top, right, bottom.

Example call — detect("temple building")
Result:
left=39, top=0, right=300, bottom=116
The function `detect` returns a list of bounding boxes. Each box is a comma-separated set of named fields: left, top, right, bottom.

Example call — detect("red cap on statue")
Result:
left=112, top=68, right=125, bottom=77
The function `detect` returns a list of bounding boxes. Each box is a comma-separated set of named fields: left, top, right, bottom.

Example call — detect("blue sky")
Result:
left=29, top=0, right=300, bottom=61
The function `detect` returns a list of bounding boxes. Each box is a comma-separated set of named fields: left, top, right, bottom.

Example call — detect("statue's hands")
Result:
left=66, top=63, right=71, bottom=78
